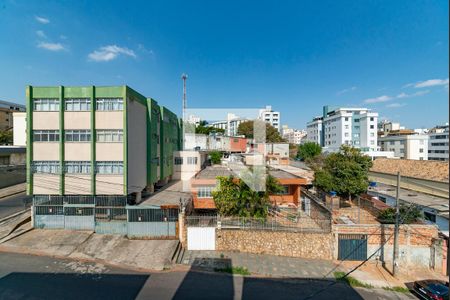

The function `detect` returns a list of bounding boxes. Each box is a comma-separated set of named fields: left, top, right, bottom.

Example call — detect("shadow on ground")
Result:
left=173, top=257, right=365, bottom=300
left=0, top=272, right=149, bottom=300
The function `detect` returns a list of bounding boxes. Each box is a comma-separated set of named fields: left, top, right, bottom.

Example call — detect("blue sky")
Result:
left=0, top=0, right=448, bottom=129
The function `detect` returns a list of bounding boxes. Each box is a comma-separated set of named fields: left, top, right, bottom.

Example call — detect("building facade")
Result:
left=307, top=106, right=378, bottom=152
left=378, top=133, right=428, bottom=160
left=428, top=124, right=449, bottom=161
left=258, top=106, right=281, bottom=132
left=0, top=100, right=25, bottom=131
left=282, top=125, right=307, bottom=144
left=26, top=85, right=181, bottom=202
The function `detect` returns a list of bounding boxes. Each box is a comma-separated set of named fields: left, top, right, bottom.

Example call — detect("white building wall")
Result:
left=13, top=112, right=26, bottom=146
left=428, top=128, right=449, bottom=161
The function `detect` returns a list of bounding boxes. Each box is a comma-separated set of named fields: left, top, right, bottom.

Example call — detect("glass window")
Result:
left=65, top=98, right=91, bottom=111
left=33, top=99, right=60, bottom=111
left=276, top=186, right=290, bottom=195
left=96, top=98, right=124, bottom=111
left=96, top=130, right=123, bottom=142
left=96, top=161, right=123, bottom=174
left=174, top=157, right=183, bottom=165
left=65, top=130, right=91, bottom=142
left=198, top=186, right=214, bottom=198
left=65, top=161, right=91, bottom=174
left=32, top=161, right=60, bottom=174
left=187, top=157, right=198, bottom=165
left=33, top=130, right=60, bottom=142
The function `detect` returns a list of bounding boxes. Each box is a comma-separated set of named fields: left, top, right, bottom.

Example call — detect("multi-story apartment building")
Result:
left=258, top=106, right=281, bottom=132
left=428, top=124, right=449, bottom=161
left=282, top=125, right=307, bottom=144
left=26, top=85, right=181, bottom=202
left=306, top=106, right=378, bottom=151
left=378, top=131, right=428, bottom=160
left=0, top=100, right=25, bottom=131
left=209, top=113, right=248, bottom=136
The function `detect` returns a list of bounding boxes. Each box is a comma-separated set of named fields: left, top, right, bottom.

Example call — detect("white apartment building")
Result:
left=378, top=133, right=429, bottom=160
left=428, top=124, right=449, bottom=161
left=282, top=125, right=307, bottom=144
left=306, top=117, right=323, bottom=145
left=209, top=113, right=248, bottom=136
left=307, top=106, right=378, bottom=151
left=258, top=106, right=281, bottom=132
left=13, top=112, right=26, bottom=146
left=187, top=114, right=201, bottom=126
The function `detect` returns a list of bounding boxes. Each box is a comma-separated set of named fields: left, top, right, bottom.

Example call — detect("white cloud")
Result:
left=37, top=42, right=65, bottom=51
left=404, top=78, right=449, bottom=88
left=396, top=90, right=430, bottom=98
left=363, top=95, right=392, bottom=104
left=88, top=45, right=136, bottom=62
left=60, top=35, right=67, bottom=40
left=36, top=30, right=46, bottom=38
left=35, top=16, right=50, bottom=24
left=337, top=86, right=357, bottom=95
left=386, top=103, right=406, bottom=108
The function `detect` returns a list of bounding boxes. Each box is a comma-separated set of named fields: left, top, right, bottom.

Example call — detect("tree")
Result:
left=237, top=121, right=286, bottom=143
left=209, top=151, right=222, bottom=164
left=297, top=142, right=321, bottom=161
left=212, top=172, right=283, bottom=218
left=195, top=124, right=225, bottom=135
left=377, top=204, right=422, bottom=224
left=0, top=130, right=13, bottom=145
left=313, top=145, right=372, bottom=200
left=289, top=143, right=298, bottom=158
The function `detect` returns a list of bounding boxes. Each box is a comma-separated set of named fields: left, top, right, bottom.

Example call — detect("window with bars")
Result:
left=174, top=157, right=183, bottom=165
left=33, top=99, right=60, bottom=111
left=96, top=161, right=123, bottom=174
left=197, top=186, right=214, bottom=198
left=33, top=130, right=60, bottom=142
left=32, top=161, right=60, bottom=174
left=65, top=161, right=91, bottom=174
left=96, top=98, right=123, bottom=111
left=65, top=130, right=91, bottom=142
left=65, top=98, right=91, bottom=111
left=96, top=130, right=123, bottom=142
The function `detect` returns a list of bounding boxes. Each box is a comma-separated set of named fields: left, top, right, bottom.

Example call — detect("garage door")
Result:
left=187, top=227, right=216, bottom=250
left=338, top=234, right=367, bottom=261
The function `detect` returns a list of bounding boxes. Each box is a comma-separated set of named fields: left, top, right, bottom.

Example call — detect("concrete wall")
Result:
left=33, top=174, right=60, bottom=194
left=127, top=98, right=147, bottom=194
left=65, top=175, right=91, bottom=195
left=33, top=112, right=59, bottom=129
left=33, top=143, right=59, bottom=160
left=64, top=112, right=90, bottom=129
left=96, top=143, right=123, bottom=161
left=96, top=175, right=124, bottom=195
left=95, top=111, right=123, bottom=129
left=216, top=229, right=334, bottom=260
left=65, top=143, right=90, bottom=161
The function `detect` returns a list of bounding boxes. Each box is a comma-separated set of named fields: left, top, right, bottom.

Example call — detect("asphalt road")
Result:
left=0, top=252, right=416, bottom=300
left=0, top=192, right=31, bottom=220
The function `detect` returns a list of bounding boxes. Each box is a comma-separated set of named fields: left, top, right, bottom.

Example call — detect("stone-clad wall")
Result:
left=216, top=229, right=334, bottom=260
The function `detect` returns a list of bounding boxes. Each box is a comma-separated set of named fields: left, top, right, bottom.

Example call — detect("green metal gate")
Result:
left=338, top=234, right=367, bottom=261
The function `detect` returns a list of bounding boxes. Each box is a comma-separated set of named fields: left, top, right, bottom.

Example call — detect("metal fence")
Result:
left=186, top=214, right=331, bottom=233
left=32, top=196, right=179, bottom=238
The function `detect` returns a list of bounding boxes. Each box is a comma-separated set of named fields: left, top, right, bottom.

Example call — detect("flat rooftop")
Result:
left=194, top=165, right=304, bottom=180
left=369, top=182, right=449, bottom=217
left=139, top=180, right=191, bottom=207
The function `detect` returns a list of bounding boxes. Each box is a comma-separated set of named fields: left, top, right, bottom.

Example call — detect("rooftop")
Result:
left=194, top=165, right=305, bottom=180
left=369, top=182, right=449, bottom=217
left=139, top=180, right=191, bottom=207
left=370, top=158, right=449, bottom=183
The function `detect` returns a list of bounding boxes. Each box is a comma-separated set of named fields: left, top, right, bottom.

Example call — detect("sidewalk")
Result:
left=0, top=229, right=179, bottom=271
left=0, top=183, right=26, bottom=199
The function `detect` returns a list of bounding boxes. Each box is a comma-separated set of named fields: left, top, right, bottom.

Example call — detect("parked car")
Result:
left=413, top=280, right=448, bottom=300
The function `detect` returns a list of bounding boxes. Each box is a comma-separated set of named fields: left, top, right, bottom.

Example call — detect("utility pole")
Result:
left=393, top=171, right=401, bottom=276
left=181, top=73, right=188, bottom=123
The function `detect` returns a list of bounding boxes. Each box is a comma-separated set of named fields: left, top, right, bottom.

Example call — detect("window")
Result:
left=33, top=130, right=59, bottom=142
left=187, top=157, right=198, bottom=165
left=354, top=119, right=360, bottom=123
left=370, top=117, right=374, bottom=121
left=33, top=161, right=60, bottom=174
left=389, top=141, right=395, bottom=145
left=370, top=140, right=375, bottom=145
left=354, top=126, right=360, bottom=130
left=370, top=133, right=375, bottom=137
left=65, top=98, right=91, bottom=111
left=277, top=186, right=290, bottom=195
left=33, top=99, right=60, bottom=111
left=65, top=161, right=91, bottom=174
left=65, top=130, right=91, bottom=142
left=344, top=133, right=349, bottom=137
left=370, top=125, right=374, bottom=129
left=344, top=117, right=349, bottom=121
left=96, top=130, right=123, bottom=142
left=96, top=161, right=123, bottom=174
left=399, top=140, right=405, bottom=145
left=400, top=149, right=405, bottom=153
left=419, top=148, right=424, bottom=153
left=345, top=125, right=349, bottom=129
left=174, top=157, right=183, bottom=165
left=197, top=186, right=214, bottom=198
left=96, top=98, right=123, bottom=111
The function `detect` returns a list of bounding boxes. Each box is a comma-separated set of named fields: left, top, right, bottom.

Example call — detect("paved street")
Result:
left=0, top=252, right=417, bottom=300
left=0, top=192, right=31, bottom=220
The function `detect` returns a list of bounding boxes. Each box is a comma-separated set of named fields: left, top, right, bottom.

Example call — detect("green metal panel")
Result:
left=63, top=87, right=92, bottom=98
left=31, top=87, right=60, bottom=98
left=26, top=86, right=33, bottom=195
left=122, top=86, right=128, bottom=195
left=338, top=234, right=368, bottom=261
left=59, top=86, right=64, bottom=195
left=90, top=86, right=96, bottom=195
left=94, top=86, right=124, bottom=98
left=159, top=106, right=179, bottom=180
left=146, top=98, right=160, bottom=187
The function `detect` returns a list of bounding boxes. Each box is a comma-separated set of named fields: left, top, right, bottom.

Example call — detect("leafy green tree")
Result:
left=313, top=145, right=372, bottom=200
left=377, top=204, right=422, bottom=224
left=0, top=130, right=13, bottom=145
left=209, top=151, right=222, bottom=164
left=297, top=142, right=322, bottom=161
left=237, top=121, right=285, bottom=142
left=212, top=172, right=283, bottom=218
